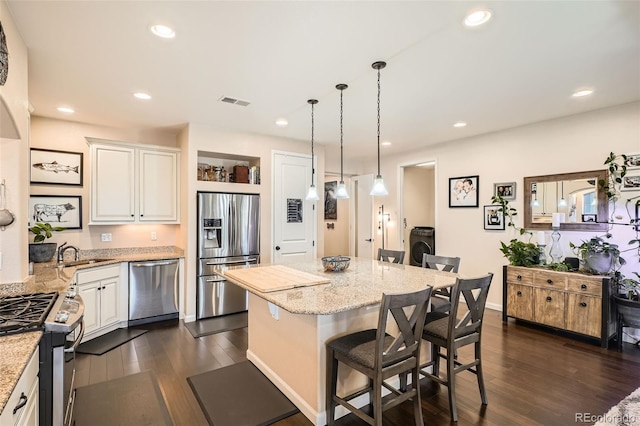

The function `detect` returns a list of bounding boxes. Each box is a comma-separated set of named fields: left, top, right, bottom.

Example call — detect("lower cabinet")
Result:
left=503, top=265, right=614, bottom=347
left=77, top=264, right=122, bottom=338
left=0, top=347, right=39, bottom=425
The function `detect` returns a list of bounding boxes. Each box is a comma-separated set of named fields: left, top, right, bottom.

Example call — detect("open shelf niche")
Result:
left=197, top=151, right=260, bottom=186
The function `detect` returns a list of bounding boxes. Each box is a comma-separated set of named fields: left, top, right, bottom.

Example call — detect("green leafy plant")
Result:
left=500, top=239, right=539, bottom=267
left=491, top=194, right=528, bottom=236
left=570, top=234, right=625, bottom=274
left=599, top=152, right=627, bottom=201
left=29, top=222, right=64, bottom=243
left=545, top=262, right=571, bottom=272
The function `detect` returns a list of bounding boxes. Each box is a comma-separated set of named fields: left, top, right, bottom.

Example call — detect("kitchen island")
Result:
left=221, top=257, right=458, bottom=425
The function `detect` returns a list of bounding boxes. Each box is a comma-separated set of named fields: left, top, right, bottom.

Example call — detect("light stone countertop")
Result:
left=0, top=246, right=184, bottom=417
left=221, top=257, right=459, bottom=315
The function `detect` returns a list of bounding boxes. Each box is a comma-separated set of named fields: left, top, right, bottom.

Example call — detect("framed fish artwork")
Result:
left=30, top=148, right=83, bottom=186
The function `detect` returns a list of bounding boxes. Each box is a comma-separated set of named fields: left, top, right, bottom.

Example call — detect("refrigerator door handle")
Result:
left=205, top=258, right=258, bottom=265
left=229, top=198, right=236, bottom=254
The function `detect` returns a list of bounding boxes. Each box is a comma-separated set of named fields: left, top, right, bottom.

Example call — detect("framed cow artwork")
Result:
left=29, top=195, right=82, bottom=229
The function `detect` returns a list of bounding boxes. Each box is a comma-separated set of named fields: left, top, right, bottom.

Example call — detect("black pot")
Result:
left=29, top=243, right=57, bottom=263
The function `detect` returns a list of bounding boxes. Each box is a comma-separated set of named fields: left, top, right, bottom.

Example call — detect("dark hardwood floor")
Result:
left=75, top=310, right=640, bottom=425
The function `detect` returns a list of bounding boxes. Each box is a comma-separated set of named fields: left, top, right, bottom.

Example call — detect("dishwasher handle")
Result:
left=131, top=259, right=179, bottom=267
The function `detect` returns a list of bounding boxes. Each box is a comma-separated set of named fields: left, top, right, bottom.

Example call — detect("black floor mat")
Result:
left=76, top=328, right=148, bottom=355
left=187, top=361, right=298, bottom=426
left=74, top=370, right=173, bottom=426
left=184, top=312, right=247, bottom=338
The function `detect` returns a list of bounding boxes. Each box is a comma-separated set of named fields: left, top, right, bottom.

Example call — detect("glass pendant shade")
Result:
left=335, top=181, right=349, bottom=199
left=370, top=175, right=388, bottom=196
left=558, top=198, right=567, bottom=207
left=306, top=185, right=319, bottom=201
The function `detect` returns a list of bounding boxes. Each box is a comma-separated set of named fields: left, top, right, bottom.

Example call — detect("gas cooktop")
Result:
left=0, top=292, right=58, bottom=336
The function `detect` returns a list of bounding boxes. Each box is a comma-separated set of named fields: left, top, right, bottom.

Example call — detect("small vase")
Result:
left=28, top=242, right=57, bottom=263
left=584, top=252, right=613, bottom=274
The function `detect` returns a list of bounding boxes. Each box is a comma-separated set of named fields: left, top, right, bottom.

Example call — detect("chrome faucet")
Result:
left=57, top=242, right=80, bottom=263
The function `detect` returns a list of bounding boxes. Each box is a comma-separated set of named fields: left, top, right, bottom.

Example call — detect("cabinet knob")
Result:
left=517, top=275, right=522, bottom=280
left=97, top=287, right=101, bottom=291
left=581, top=284, right=587, bottom=290
left=517, top=291, right=522, bottom=296
left=546, top=296, right=552, bottom=302
left=580, top=302, right=587, bottom=307
left=547, top=279, right=553, bottom=284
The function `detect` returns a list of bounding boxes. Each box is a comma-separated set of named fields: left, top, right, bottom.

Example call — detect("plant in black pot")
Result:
left=491, top=194, right=538, bottom=266
left=29, top=222, right=64, bottom=263
left=570, top=234, right=624, bottom=274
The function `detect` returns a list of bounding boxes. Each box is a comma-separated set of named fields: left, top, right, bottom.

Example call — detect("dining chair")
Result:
left=325, top=287, right=433, bottom=426
left=377, top=248, right=405, bottom=264
left=421, top=254, right=461, bottom=313
left=419, top=273, right=493, bottom=422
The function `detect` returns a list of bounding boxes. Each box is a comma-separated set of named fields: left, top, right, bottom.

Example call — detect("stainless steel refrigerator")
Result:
left=197, top=192, right=260, bottom=319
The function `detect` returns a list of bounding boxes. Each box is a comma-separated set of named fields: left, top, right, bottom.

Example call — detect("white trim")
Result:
left=486, top=302, right=502, bottom=312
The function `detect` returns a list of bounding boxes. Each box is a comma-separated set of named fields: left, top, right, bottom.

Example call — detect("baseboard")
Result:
left=183, top=314, right=196, bottom=323
left=486, top=302, right=502, bottom=312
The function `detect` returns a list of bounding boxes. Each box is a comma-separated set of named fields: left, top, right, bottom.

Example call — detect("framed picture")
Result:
left=324, top=181, right=337, bottom=220
left=484, top=205, right=505, bottom=230
left=622, top=170, right=640, bottom=191
left=493, top=182, right=516, bottom=200
left=624, top=153, right=640, bottom=169
left=29, top=195, right=82, bottom=229
left=449, top=175, right=479, bottom=208
left=30, top=148, right=83, bottom=186
left=581, top=214, right=597, bottom=223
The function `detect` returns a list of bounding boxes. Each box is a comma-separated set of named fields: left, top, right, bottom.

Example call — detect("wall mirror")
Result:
left=523, top=170, right=608, bottom=231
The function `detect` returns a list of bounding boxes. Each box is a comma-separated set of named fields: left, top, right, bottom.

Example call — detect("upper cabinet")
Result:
left=87, top=138, right=180, bottom=224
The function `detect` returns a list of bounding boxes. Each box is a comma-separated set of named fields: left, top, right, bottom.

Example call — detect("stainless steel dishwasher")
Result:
left=129, top=259, right=179, bottom=326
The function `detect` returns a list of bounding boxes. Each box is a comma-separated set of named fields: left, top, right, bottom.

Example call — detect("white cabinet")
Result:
left=88, top=139, right=180, bottom=224
left=77, top=265, right=121, bottom=338
left=0, top=347, right=39, bottom=426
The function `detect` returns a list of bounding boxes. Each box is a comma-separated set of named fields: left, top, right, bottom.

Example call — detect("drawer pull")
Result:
left=517, top=275, right=522, bottom=280
left=517, top=291, right=522, bottom=296
left=546, top=279, right=553, bottom=284
left=13, top=392, right=27, bottom=414
left=546, top=296, right=552, bottom=302
left=580, top=302, right=587, bottom=307
left=581, top=284, right=587, bottom=290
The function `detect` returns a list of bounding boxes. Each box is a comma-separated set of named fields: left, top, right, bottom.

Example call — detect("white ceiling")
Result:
left=6, top=1, right=640, bottom=166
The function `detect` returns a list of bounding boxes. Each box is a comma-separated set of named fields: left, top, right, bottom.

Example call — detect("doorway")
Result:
left=399, top=162, right=436, bottom=262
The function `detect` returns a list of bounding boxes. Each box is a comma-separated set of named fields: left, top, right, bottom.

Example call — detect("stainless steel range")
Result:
left=0, top=289, right=84, bottom=426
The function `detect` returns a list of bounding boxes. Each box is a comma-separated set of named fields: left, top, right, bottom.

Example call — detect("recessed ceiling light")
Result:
left=133, top=92, right=152, bottom=100
left=56, top=106, right=74, bottom=114
left=572, top=89, right=594, bottom=98
left=150, top=24, right=176, bottom=39
left=464, top=9, right=492, bottom=27
left=381, top=141, right=392, bottom=146
left=275, top=118, right=288, bottom=127
left=453, top=122, right=467, bottom=128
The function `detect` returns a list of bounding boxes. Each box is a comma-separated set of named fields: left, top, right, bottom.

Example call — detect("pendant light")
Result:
left=305, top=99, right=320, bottom=201
left=558, top=181, right=567, bottom=207
left=370, top=61, right=388, bottom=196
left=335, top=84, right=349, bottom=199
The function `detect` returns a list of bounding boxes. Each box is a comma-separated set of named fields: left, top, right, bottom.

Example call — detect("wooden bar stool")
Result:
left=377, top=248, right=405, bottom=264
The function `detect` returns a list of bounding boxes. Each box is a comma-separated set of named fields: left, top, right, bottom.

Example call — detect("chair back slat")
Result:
left=378, top=248, right=406, bottom=264
left=448, top=273, right=493, bottom=338
left=422, top=254, right=460, bottom=297
left=376, top=287, right=432, bottom=366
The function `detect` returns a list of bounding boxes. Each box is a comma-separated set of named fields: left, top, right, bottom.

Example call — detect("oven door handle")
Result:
left=64, top=320, right=85, bottom=353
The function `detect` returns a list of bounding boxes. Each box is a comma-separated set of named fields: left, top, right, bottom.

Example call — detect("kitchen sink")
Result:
left=48, top=258, right=114, bottom=268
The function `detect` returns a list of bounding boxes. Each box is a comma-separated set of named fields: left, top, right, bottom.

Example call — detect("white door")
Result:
left=273, top=152, right=317, bottom=263
left=351, top=174, right=374, bottom=259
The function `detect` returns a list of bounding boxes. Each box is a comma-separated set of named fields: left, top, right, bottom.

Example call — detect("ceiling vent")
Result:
left=219, top=96, right=251, bottom=107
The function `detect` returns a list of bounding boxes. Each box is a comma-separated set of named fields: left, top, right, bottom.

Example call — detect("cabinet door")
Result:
left=506, top=283, right=534, bottom=321
left=100, top=278, right=119, bottom=328
left=534, top=288, right=565, bottom=328
left=91, top=144, right=135, bottom=222
left=566, top=293, right=602, bottom=337
left=139, top=149, right=179, bottom=222
left=79, top=282, right=101, bottom=334
left=17, top=377, right=38, bottom=426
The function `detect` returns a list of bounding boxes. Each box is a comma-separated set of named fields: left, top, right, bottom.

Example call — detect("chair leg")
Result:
left=432, top=343, right=440, bottom=377
left=617, top=318, right=623, bottom=352
left=399, top=372, right=408, bottom=393
left=475, top=341, right=488, bottom=405
left=447, top=347, right=458, bottom=422
left=412, top=367, right=424, bottom=426
left=326, top=347, right=338, bottom=426
left=373, top=377, right=383, bottom=426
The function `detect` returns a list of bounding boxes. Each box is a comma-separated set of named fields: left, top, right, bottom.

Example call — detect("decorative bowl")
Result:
left=322, top=256, right=351, bottom=272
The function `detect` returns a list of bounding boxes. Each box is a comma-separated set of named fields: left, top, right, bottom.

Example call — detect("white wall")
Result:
left=364, top=102, right=640, bottom=309
left=0, top=2, right=29, bottom=283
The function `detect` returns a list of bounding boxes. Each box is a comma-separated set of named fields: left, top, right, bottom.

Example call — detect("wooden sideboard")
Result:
left=502, top=265, right=615, bottom=348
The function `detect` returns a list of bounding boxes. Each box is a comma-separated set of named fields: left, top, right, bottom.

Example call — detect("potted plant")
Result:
left=491, top=194, right=539, bottom=266
left=570, top=234, right=624, bottom=274
left=28, top=222, right=64, bottom=262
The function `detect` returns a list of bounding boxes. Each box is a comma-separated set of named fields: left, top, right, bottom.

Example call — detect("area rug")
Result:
left=76, top=328, right=148, bottom=355
left=74, top=370, right=172, bottom=425
left=187, top=361, right=298, bottom=426
left=184, top=312, right=247, bottom=338
left=594, top=387, right=640, bottom=425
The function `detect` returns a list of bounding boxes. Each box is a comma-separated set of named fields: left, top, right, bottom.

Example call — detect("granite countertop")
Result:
left=221, top=257, right=459, bottom=315
left=0, top=245, right=183, bottom=417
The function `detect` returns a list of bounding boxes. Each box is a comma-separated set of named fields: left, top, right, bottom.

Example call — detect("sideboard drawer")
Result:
left=566, top=293, right=602, bottom=338
left=506, top=283, right=534, bottom=321
left=567, top=276, right=602, bottom=297
left=534, top=288, right=565, bottom=328
left=506, top=268, right=533, bottom=285
left=534, top=270, right=567, bottom=289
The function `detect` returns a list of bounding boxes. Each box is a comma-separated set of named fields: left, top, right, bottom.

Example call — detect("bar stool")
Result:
left=421, top=254, right=461, bottom=313
left=326, top=287, right=432, bottom=426
left=377, top=248, right=405, bottom=264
